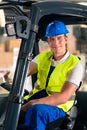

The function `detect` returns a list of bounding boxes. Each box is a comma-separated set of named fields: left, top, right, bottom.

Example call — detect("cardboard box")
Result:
left=5, top=39, right=21, bottom=52
left=0, top=52, right=13, bottom=71
left=0, top=43, right=5, bottom=52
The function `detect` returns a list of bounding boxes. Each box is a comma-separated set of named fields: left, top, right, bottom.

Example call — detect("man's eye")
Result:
left=50, top=38, right=54, bottom=41
left=57, top=37, right=61, bottom=40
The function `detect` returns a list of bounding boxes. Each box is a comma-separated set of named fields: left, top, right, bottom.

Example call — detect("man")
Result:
left=21, top=21, right=83, bottom=130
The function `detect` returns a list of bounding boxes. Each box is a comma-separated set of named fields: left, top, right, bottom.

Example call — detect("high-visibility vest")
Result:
left=24, top=51, right=81, bottom=112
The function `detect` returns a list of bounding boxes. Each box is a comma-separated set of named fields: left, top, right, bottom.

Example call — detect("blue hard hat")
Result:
left=45, top=21, right=69, bottom=37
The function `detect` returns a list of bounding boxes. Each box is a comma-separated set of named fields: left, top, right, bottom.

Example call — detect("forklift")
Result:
left=0, top=0, right=87, bottom=130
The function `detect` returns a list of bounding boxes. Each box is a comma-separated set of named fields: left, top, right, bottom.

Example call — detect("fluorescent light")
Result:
left=78, top=2, right=87, bottom=6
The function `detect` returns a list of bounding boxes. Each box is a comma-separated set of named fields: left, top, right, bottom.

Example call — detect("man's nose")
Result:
left=54, top=39, right=59, bottom=45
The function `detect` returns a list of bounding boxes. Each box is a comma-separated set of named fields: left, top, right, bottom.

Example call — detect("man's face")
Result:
left=47, top=35, right=68, bottom=54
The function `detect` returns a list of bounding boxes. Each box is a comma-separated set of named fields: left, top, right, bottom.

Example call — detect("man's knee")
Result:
left=31, top=104, right=46, bottom=114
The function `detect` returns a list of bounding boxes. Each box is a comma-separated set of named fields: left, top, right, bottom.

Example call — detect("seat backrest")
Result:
left=66, top=105, right=78, bottom=130
left=73, top=91, right=87, bottom=130
left=76, top=91, right=87, bottom=121
left=46, top=105, right=78, bottom=130
left=46, top=81, right=82, bottom=130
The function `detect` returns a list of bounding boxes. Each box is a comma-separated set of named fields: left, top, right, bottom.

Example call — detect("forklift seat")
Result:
left=45, top=105, right=78, bottom=130
left=19, top=105, right=78, bottom=130
left=45, top=82, right=82, bottom=130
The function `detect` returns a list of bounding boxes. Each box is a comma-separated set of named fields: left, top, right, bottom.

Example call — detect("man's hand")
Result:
left=21, top=100, right=36, bottom=112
